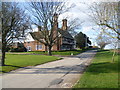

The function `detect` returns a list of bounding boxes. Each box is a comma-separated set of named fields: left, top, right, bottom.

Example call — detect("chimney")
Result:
left=53, top=13, right=58, bottom=29
left=62, top=19, right=67, bottom=30
left=38, top=26, right=41, bottom=31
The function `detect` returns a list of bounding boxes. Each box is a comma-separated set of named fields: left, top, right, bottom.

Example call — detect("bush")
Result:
left=6, top=47, right=10, bottom=52
left=10, top=47, right=27, bottom=52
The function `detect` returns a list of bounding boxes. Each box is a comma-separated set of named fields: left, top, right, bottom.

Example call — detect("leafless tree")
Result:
left=0, top=2, right=2, bottom=50
left=67, top=17, right=83, bottom=36
left=111, top=39, right=118, bottom=62
left=87, top=2, right=119, bottom=62
left=27, top=1, right=74, bottom=55
left=1, top=2, right=29, bottom=66
left=88, top=2, right=119, bottom=40
left=96, top=31, right=111, bottom=50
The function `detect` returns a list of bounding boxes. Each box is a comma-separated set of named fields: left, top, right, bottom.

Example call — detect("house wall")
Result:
left=12, top=37, right=75, bottom=52
left=24, top=37, right=63, bottom=51
left=52, top=37, right=62, bottom=51
left=24, top=40, right=45, bottom=51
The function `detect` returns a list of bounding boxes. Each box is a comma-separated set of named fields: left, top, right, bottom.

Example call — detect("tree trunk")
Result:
left=48, top=46, right=52, bottom=56
left=1, top=45, right=6, bottom=66
left=112, top=49, right=116, bottom=62
left=45, top=45, right=47, bottom=52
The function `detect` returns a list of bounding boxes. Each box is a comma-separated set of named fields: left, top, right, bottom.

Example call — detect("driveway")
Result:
left=2, top=50, right=97, bottom=88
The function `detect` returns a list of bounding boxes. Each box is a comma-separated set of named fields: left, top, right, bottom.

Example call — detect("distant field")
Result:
left=74, top=50, right=119, bottom=88
left=1, top=54, right=61, bottom=73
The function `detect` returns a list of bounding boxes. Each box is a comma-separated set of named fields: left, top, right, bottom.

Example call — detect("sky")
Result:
left=2, top=0, right=119, bottom=49
left=58, top=1, right=101, bottom=46
left=24, top=0, right=119, bottom=49
left=57, top=0, right=119, bottom=49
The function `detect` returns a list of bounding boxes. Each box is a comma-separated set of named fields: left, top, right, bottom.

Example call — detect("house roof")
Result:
left=58, top=29, right=74, bottom=39
left=30, top=29, right=74, bottom=40
left=30, top=31, right=44, bottom=40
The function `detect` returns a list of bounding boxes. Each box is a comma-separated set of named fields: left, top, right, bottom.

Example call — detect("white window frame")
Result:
left=39, top=45, right=42, bottom=50
left=27, top=46, right=31, bottom=51
left=36, top=45, right=42, bottom=50
left=36, top=45, right=38, bottom=50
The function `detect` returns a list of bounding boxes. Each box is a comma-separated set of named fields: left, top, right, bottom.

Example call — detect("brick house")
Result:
left=23, top=14, right=75, bottom=51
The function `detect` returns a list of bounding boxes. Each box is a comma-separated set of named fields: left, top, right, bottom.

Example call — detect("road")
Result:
left=2, top=50, right=97, bottom=88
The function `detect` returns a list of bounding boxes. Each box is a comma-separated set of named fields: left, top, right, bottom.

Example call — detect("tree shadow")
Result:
left=3, top=65, right=22, bottom=68
left=97, top=49, right=110, bottom=52
left=85, top=62, right=118, bottom=75
left=1, top=65, right=32, bottom=73
left=2, top=64, right=87, bottom=74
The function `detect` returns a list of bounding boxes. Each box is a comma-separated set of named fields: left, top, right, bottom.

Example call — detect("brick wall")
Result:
left=24, top=37, right=62, bottom=51
left=24, top=40, right=45, bottom=51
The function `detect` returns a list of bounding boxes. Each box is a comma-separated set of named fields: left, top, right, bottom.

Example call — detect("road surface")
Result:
left=2, top=50, right=97, bottom=88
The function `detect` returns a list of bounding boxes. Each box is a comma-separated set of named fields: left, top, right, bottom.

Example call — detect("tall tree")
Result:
left=0, top=2, right=2, bottom=50
left=27, top=1, right=74, bottom=55
left=1, top=2, right=29, bottom=66
left=87, top=2, right=119, bottom=62
left=75, top=32, right=91, bottom=49
left=88, top=2, right=119, bottom=40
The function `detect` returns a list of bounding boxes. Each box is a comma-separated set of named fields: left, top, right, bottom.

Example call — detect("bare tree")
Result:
left=67, top=17, right=83, bottom=36
left=88, top=2, right=119, bottom=40
left=111, top=39, right=118, bottom=62
left=0, top=2, right=2, bottom=50
left=96, top=32, right=111, bottom=50
left=87, top=2, right=119, bottom=62
left=27, top=1, right=74, bottom=55
left=1, top=2, right=29, bottom=66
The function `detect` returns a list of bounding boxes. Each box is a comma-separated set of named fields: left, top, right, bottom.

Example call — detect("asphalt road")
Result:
left=2, top=50, right=97, bottom=88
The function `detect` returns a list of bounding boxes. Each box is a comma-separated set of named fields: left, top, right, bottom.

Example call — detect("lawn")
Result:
left=74, top=50, right=119, bottom=88
left=1, top=49, right=85, bottom=73
left=10, top=49, right=85, bottom=56
left=1, top=54, right=61, bottom=73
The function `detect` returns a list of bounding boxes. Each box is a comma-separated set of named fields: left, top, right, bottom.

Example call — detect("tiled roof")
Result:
left=30, top=29, right=74, bottom=40
left=58, top=29, right=74, bottom=39
left=30, top=32, right=44, bottom=40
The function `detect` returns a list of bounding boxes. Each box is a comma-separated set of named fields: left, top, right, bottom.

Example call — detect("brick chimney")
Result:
left=53, top=13, right=58, bottom=29
left=62, top=19, right=67, bottom=30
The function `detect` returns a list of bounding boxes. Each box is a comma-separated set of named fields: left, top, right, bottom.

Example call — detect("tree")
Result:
left=75, top=32, right=91, bottom=49
left=27, top=1, right=74, bottom=55
left=0, top=2, right=1, bottom=50
left=1, top=2, right=29, bottom=66
left=96, top=32, right=111, bottom=49
left=67, top=17, right=83, bottom=36
left=88, top=2, right=119, bottom=40
left=87, top=2, right=119, bottom=62
left=111, top=38, right=118, bottom=62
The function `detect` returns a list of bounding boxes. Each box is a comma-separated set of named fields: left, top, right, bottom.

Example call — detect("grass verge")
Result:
left=73, top=50, right=119, bottom=88
left=10, top=49, right=85, bottom=56
left=1, top=54, right=61, bottom=73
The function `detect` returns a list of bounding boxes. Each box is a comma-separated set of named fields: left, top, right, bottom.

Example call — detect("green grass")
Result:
left=1, top=54, right=61, bottom=73
left=74, top=50, right=119, bottom=88
left=10, top=49, right=85, bottom=56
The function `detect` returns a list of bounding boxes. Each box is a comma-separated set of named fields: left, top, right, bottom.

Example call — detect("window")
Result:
left=36, top=45, right=38, bottom=50
left=36, top=45, right=42, bottom=50
left=27, top=46, right=31, bottom=51
left=39, top=45, right=42, bottom=50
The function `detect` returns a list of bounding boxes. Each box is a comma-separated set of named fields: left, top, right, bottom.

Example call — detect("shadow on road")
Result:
left=7, top=64, right=87, bottom=75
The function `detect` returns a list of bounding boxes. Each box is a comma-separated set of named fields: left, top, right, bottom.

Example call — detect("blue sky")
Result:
left=3, top=0, right=119, bottom=49
left=23, top=1, right=98, bottom=46
left=21, top=0, right=119, bottom=49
